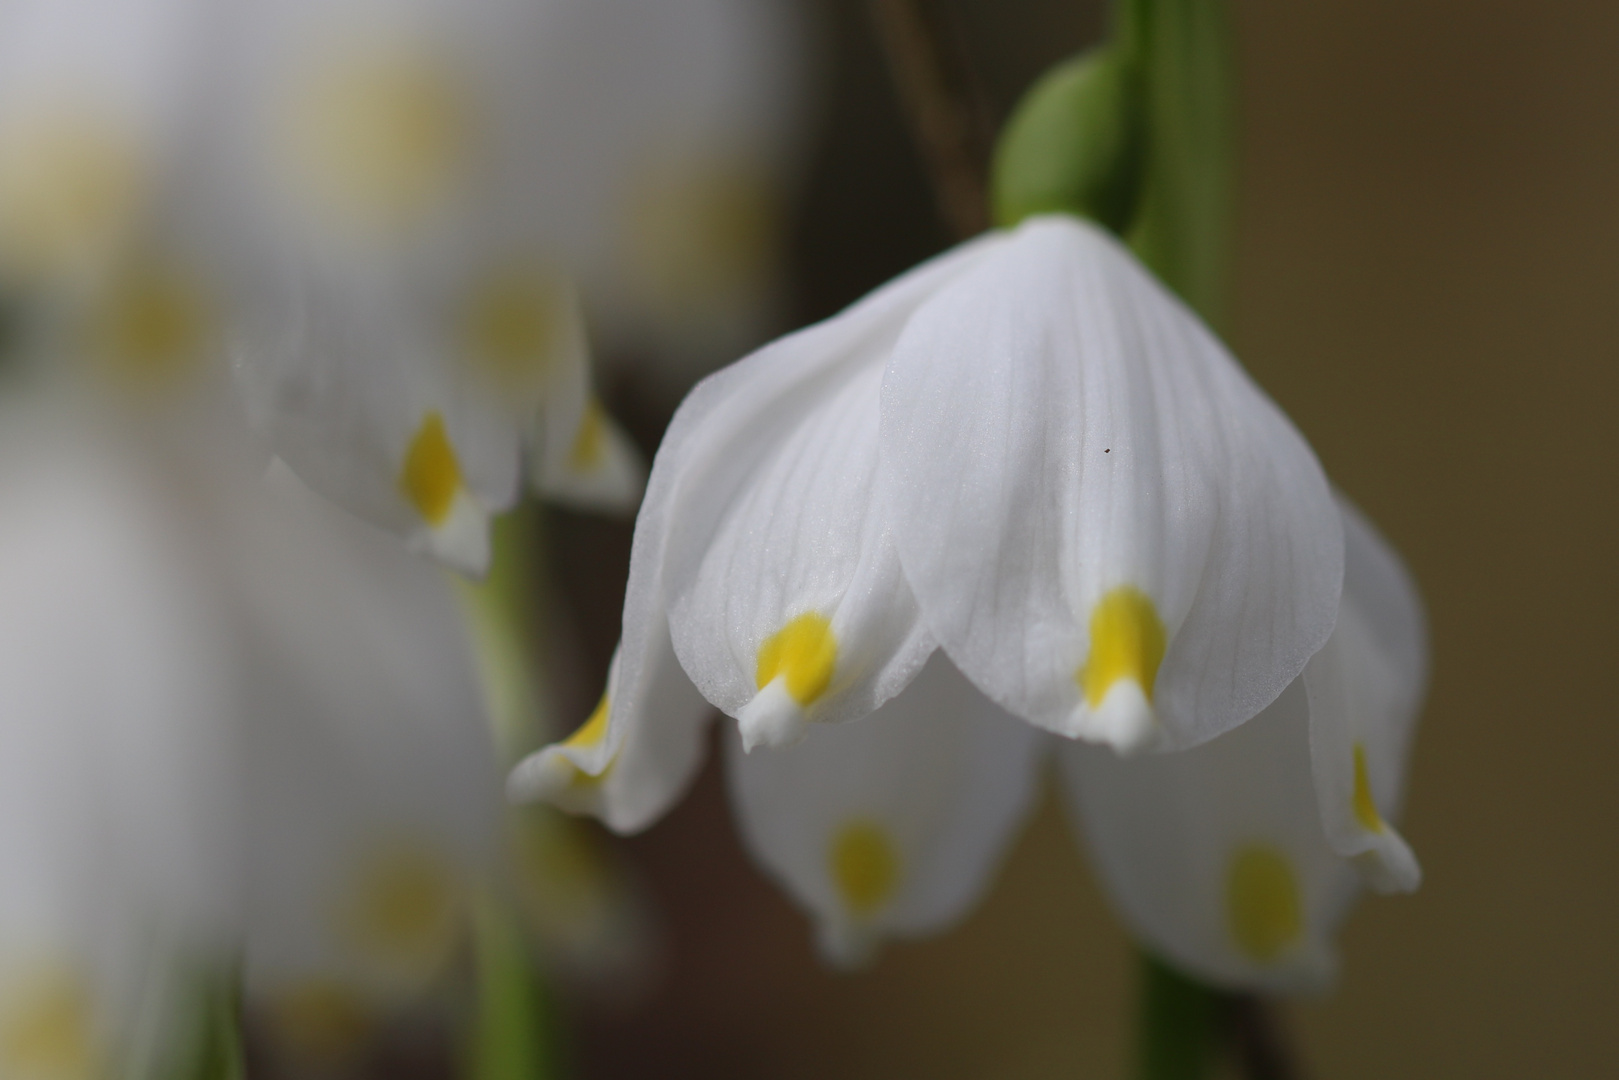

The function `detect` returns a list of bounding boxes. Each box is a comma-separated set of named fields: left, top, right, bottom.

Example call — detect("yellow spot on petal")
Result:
left=568, top=399, right=608, bottom=473
left=0, top=114, right=143, bottom=282
left=90, top=265, right=209, bottom=387
left=400, top=411, right=464, bottom=526
left=1227, top=844, right=1303, bottom=964
left=342, top=841, right=462, bottom=979
left=565, top=692, right=611, bottom=751
left=830, top=819, right=899, bottom=918
left=267, top=981, right=373, bottom=1064
left=1078, top=586, right=1166, bottom=707
left=556, top=693, right=615, bottom=788
left=1352, top=743, right=1386, bottom=834
left=463, top=267, right=562, bottom=387
left=0, top=968, right=98, bottom=1079
left=287, top=49, right=468, bottom=229
left=756, top=613, right=837, bottom=707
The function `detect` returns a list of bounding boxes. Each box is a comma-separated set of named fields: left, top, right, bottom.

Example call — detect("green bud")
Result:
left=990, top=46, right=1145, bottom=234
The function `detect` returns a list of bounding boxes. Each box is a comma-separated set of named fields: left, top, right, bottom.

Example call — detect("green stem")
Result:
left=1120, top=0, right=1237, bottom=332
left=1132, top=953, right=1227, bottom=1080
left=467, top=897, right=562, bottom=1080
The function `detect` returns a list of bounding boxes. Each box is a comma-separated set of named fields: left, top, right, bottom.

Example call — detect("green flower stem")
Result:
left=468, top=896, right=562, bottom=1080
left=167, top=965, right=244, bottom=1080
left=1133, top=953, right=1227, bottom=1080
left=1119, top=0, right=1236, bottom=331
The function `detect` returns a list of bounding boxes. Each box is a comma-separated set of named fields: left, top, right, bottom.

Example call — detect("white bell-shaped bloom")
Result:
left=1061, top=498, right=1424, bottom=989
left=514, top=215, right=1424, bottom=985
left=214, top=0, right=677, bottom=574
left=525, top=214, right=1339, bottom=764
left=0, top=412, right=236, bottom=1079
left=570, top=0, right=815, bottom=394
left=227, top=467, right=506, bottom=1062
left=0, top=0, right=213, bottom=291
left=725, top=654, right=1044, bottom=966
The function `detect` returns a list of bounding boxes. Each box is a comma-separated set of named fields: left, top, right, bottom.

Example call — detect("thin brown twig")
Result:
left=865, top=0, right=993, bottom=241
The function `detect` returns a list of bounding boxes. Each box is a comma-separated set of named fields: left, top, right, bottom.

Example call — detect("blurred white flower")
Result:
left=567, top=0, right=816, bottom=396
left=0, top=0, right=830, bottom=574
left=513, top=214, right=1425, bottom=987
left=0, top=0, right=215, bottom=292
left=0, top=396, right=572, bottom=1071
left=217, top=0, right=812, bottom=573
left=0, top=409, right=236, bottom=1079
left=222, top=466, right=505, bottom=1066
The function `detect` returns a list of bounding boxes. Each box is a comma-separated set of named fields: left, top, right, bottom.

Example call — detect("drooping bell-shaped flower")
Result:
left=514, top=213, right=1425, bottom=987
left=214, top=0, right=675, bottom=574
left=0, top=409, right=237, bottom=1079
left=224, top=467, right=506, bottom=1064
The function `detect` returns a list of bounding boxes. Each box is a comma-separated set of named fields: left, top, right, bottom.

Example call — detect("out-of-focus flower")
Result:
left=0, top=0, right=213, bottom=292
left=215, top=0, right=763, bottom=573
left=223, top=467, right=505, bottom=1067
left=567, top=0, right=816, bottom=396
left=0, top=409, right=236, bottom=1079
left=514, top=214, right=1425, bottom=988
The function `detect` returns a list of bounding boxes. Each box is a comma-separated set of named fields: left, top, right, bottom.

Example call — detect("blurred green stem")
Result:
left=468, top=897, right=562, bottom=1080
left=1134, top=953, right=1226, bottom=1080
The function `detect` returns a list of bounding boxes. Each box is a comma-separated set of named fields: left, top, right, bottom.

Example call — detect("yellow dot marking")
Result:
left=557, top=692, right=614, bottom=787
left=343, top=843, right=461, bottom=970
left=268, top=981, right=372, bottom=1063
left=756, top=613, right=837, bottom=707
left=565, top=692, right=611, bottom=751
left=568, top=399, right=608, bottom=473
left=1352, top=743, right=1386, bottom=834
left=830, top=820, right=899, bottom=918
left=288, top=50, right=467, bottom=226
left=400, top=411, right=463, bottom=526
left=0, top=115, right=142, bottom=280
left=0, top=970, right=97, bottom=1079
left=92, top=267, right=208, bottom=385
left=1226, top=844, right=1303, bottom=964
left=1078, top=586, right=1166, bottom=707
left=463, top=268, right=559, bottom=386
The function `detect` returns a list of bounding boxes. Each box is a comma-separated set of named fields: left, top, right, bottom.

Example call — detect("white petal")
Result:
left=231, top=267, right=521, bottom=576
left=0, top=413, right=236, bottom=1071
left=230, top=466, right=504, bottom=1005
left=660, top=235, right=999, bottom=749
left=1305, top=496, right=1427, bottom=894
left=725, top=654, right=1046, bottom=966
left=880, top=215, right=1343, bottom=752
left=0, top=0, right=206, bottom=286
left=1059, top=679, right=1360, bottom=993
left=507, top=623, right=714, bottom=837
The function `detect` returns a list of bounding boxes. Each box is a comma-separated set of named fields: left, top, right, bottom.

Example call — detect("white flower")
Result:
left=570, top=0, right=815, bottom=394
left=0, top=398, right=517, bottom=1069
left=214, top=0, right=726, bottom=574
left=0, top=410, right=235, bottom=1079
left=0, top=0, right=210, bottom=291
left=225, top=467, right=505, bottom=1063
left=513, top=214, right=1425, bottom=987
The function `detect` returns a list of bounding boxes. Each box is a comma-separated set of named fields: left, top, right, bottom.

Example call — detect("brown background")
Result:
left=554, top=1, right=1619, bottom=1076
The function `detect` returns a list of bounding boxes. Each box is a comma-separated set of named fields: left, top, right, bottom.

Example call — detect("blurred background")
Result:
left=547, top=0, right=1619, bottom=1076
